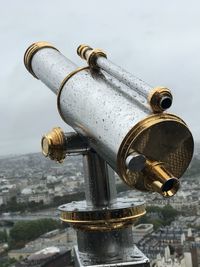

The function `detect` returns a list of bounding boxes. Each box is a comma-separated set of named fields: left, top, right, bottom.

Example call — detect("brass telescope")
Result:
left=24, top=41, right=194, bottom=267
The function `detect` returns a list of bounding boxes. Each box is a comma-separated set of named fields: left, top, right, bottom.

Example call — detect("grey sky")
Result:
left=0, top=0, right=200, bottom=155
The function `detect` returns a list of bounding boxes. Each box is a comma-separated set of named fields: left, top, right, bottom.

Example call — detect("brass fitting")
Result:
left=117, top=113, right=194, bottom=197
left=148, top=87, right=173, bottom=113
left=41, top=127, right=66, bottom=163
left=59, top=199, right=146, bottom=231
left=24, top=41, right=58, bottom=78
left=77, top=44, right=107, bottom=69
left=144, top=160, right=180, bottom=197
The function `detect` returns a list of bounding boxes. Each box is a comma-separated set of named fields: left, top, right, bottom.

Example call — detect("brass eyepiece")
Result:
left=148, top=87, right=173, bottom=113
left=145, top=160, right=180, bottom=197
left=24, top=41, right=58, bottom=78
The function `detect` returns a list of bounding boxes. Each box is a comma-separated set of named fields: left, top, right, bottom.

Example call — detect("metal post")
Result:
left=73, top=150, right=149, bottom=267
left=83, top=150, right=116, bottom=207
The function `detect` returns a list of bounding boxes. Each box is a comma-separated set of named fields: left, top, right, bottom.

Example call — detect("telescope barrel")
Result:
left=24, top=42, right=149, bottom=168
left=24, top=42, right=194, bottom=197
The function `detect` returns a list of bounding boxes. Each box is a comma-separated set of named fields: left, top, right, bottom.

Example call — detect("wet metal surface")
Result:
left=74, top=245, right=150, bottom=266
left=59, top=197, right=145, bottom=212
left=31, top=48, right=77, bottom=94
left=30, top=47, right=150, bottom=171
left=83, top=151, right=117, bottom=208
left=97, top=56, right=152, bottom=100
left=59, top=68, right=149, bottom=170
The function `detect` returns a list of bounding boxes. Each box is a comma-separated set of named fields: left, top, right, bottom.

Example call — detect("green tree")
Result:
left=9, top=219, right=61, bottom=248
left=136, top=205, right=179, bottom=230
left=161, top=205, right=179, bottom=223
left=0, top=258, right=16, bottom=267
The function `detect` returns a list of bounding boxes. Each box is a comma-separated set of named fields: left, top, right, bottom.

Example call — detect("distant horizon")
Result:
left=0, top=140, right=200, bottom=158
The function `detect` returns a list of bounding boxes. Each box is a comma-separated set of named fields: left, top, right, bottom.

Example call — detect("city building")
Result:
left=132, top=224, right=154, bottom=243
left=15, top=246, right=72, bottom=267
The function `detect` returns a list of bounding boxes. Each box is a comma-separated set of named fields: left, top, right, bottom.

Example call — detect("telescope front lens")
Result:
left=160, top=96, right=172, bottom=110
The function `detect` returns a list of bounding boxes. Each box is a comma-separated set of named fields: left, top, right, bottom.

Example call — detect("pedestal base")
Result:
left=74, top=245, right=150, bottom=267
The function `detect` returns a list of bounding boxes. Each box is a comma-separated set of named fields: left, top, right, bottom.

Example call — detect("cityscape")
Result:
left=0, top=145, right=199, bottom=267
left=1, top=1, right=200, bottom=267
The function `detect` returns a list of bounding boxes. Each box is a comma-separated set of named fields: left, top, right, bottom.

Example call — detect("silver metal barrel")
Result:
left=57, top=68, right=150, bottom=170
left=25, top=42, right=149, bottom=169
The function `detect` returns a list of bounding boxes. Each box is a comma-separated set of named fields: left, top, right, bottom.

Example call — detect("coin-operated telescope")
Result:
left=24, top=42, right=193, bottom=267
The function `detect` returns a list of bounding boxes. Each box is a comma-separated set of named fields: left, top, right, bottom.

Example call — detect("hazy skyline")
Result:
left=0, top=0, right=200, bottom=155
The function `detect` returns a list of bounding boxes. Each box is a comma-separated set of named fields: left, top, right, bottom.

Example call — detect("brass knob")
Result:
left=41, top=127, right=66, bottom=163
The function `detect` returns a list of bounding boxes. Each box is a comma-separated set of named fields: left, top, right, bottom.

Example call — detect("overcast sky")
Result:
left=0, top=0, right=200, bottom=155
